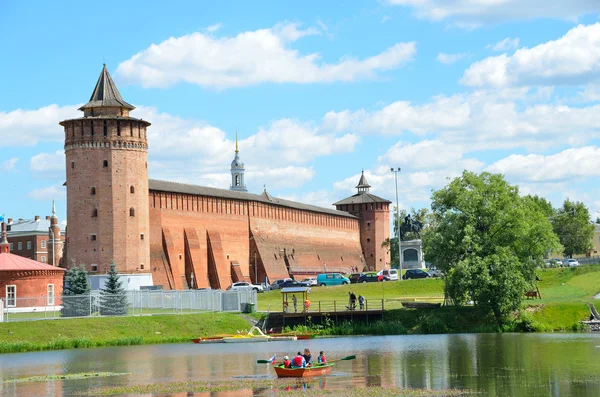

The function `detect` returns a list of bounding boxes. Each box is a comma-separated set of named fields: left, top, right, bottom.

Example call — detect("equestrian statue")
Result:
left=399, top=214, right=423, bottom=241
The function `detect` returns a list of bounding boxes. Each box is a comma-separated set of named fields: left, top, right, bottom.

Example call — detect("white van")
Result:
left=378, top=269, right=399, bottom=281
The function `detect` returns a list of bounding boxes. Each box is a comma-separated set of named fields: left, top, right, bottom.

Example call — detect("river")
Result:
left=1, top=333, right=599, bottom=396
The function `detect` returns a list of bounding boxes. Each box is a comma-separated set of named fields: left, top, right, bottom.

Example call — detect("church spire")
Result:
left=230, top=131, right=247, bottom=192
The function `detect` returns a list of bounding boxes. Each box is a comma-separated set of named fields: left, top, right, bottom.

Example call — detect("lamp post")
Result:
left=390, top=168, right=402, bottom=280
left=254, top=251, right=257, bottom=284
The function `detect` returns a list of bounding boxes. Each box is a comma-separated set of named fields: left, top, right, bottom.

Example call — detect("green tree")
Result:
left=61, top=265, right=91, bottom=317
left=99, top=264, right=129, bottom=316
left=551, top=200, right=594, bottom=258
left=425, top=171, right=559, bottom=326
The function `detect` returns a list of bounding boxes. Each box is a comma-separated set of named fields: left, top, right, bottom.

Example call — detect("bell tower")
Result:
left=230, top=131, right=247, bottom=192
left=60, top=65, right=150, bottom=273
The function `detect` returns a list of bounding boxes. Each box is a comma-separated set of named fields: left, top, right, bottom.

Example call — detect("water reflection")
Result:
left=0, top=333, right=598, bottom=396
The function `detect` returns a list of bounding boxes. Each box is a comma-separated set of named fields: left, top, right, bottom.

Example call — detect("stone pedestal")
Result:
left=400, top=239, right=425, bottom=270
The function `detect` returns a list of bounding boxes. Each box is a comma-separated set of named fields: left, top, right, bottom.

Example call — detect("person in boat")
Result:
left=303, top=348, right=314, bottom=366
left=318, top=351, right=327, bottom=364
left=283, top=355, right=292, bottom=368
left=292, top=351, right=306, bottom=368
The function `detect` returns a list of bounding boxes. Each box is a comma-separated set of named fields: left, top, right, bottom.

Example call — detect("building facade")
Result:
left=60, top=66, right=390, bottom=289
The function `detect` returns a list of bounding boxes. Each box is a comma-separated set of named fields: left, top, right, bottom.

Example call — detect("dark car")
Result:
left=348, top=273, right=363, bottom=284
left=402, top=269, right=431, bottom=280
left=358, top=272, right=380, bottom=283
left=279, top=280, right=309, bottom=288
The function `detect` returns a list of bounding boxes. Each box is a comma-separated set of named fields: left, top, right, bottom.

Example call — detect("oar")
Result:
left=257, top=359, right=274, bottom=364
left=324, top=355, right=356, bottom=363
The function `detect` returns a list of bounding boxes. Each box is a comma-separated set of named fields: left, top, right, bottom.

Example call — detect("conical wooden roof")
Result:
left=79, top=64, right=134, bottom=111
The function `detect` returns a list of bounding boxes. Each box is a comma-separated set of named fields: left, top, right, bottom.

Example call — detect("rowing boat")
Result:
left=273, top=363, right=334, bottom=378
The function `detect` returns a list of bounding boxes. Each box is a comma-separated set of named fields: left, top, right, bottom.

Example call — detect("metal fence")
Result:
left=1, top=289, right=257, bottom=322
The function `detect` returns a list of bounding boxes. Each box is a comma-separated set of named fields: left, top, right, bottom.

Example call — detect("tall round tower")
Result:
left=59, top=65, right=150, bottom=274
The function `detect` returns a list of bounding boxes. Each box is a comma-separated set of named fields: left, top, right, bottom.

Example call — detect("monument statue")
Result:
left=399, top=214, right=423, bottom=241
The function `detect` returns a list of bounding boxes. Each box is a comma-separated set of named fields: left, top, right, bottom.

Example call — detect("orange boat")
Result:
left=273, top=363, right=334, bottom=378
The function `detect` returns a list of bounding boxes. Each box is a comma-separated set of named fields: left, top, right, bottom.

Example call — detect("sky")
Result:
left=2, top=0, right=600, bottom=223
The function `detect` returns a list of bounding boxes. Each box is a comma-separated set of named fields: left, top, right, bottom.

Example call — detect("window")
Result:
left=41, top=240, right=46, bottom=249
left=235, top=175, right=240, bottom=186
left=103, top=160, right=108, bottom=168
left=91, top=234, right=97, bottom=241
left=103, top=120, right=107, bottom=136
left=71, top=161, right=75, bottom=169
left=117, top=120, right=121, bottom=136
left=27, top=241, right=31, bottom=250
left=226, top=254, right=230, bottom=260
left=140, top=233, right=144, bottom=240
left=90, top=120, right=94, bottom=136
left=130, top=121, right=133, bottom=137
left=367, top=222, right=371, bottom=227
left=179, top=254, right=182, bottom=260
left=92, top=209, right=98, bottom=217
left=91, top=264, right=98, bottom=272
left=140, top=264, right=144, bottom=270
left=130, top=186, right=135, bottom=194
left=9, top=243, right=13, bottom=251
left=91, top=187, right=96, bottom=195
left=18, top=242, right=22, bottom=250
left=129, top=208, right=135, bottom=217
left=41, top=256, right=46, bottom=263
left=367, top=238, right=371, bottom=242
left=341, top=256, right=344, bottom=261
left=47, top=284, right=54, bottom=306
left=6, top=285, right=16, bottom=307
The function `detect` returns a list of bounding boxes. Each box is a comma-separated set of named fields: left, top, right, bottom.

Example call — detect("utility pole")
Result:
left=391, top=168, right=402, bottom=280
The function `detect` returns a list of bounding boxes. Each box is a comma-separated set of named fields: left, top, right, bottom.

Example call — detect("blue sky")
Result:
left=2, top=0, right=600, bottom=223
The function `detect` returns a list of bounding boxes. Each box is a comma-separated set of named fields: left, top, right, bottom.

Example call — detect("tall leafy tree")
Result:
left=99, top=264, right=129, bottom=316
left=551, top=200, right=594, bottom=258
left=425, top=171, right=559, bottom=325
left=61, top=265, right=91, bottom=317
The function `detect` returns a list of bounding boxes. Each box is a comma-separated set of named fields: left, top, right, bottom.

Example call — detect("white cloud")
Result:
left=388, top=0, right=600, bottom=26
left=489, top=37, right=520, bottom=52
left=30, top=150, right=65, bottom=179
left=116, top=22, right=416, bottom=89
left=462, top=23, right=600, bottom=87
left=486, top=146, right=600, bottom=182
left=0, top=105, right=78, bottom=147
left=321, top=88, right=600, bottom=151
left=377, top=140, right=484, bottom=171
left=28, top=185, right=66, bottom=201
left=0, top=158, right=18, bottom=171
left=205, top=23, right=222, bottom=33
left=436, top=52, right=468, bottom=64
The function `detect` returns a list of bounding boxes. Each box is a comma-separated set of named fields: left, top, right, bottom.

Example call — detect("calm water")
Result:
left=1, top=333, right=599, bottom=396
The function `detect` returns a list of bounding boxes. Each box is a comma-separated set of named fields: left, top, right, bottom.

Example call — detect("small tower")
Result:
left=60, top=65, right=150, bottom=273
left=230, top=131, right=247, bottom=192
left=49, top=200, right=63, bottom=267
left=0, top=222, right=9, bottom=254
left=333, top=171, right=391, bottom=272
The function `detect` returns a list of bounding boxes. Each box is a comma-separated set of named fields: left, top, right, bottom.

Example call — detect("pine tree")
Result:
left=99, top=264, right=129, bottom=316
left=61, top=265, right=92, bottom=317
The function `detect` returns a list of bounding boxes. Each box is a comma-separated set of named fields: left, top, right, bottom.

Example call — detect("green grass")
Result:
left=257, top=278, right=445, bottom=311
left=0, top=313, right=252, bottom=354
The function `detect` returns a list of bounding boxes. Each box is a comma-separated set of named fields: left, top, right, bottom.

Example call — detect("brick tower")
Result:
left=49, top=200, right=63, bottom=267
left=333, top=171, right=391, bottom=271
left=60, top=65, right=150, bottom=273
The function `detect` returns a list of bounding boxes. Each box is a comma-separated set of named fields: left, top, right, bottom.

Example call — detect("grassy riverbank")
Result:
left=0, top=313, right=253, bottom=354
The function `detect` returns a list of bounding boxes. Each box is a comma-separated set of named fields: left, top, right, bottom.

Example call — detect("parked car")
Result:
left=317, top=273, right=350, bottom=286
left=279, top=279, right=309, bottom=288
left=301, top=277, right=318, bottom=286
left=427, top=266, right=443, bottom=277
left=227, top=281, right=264, bottom=292
left=357, top=272, right=380, bottom=283
left=348, top=272, right=363, bottom=284
left=552, top=259, right=563, bottom=267
left=402, top=269, right=431, bottom=280
left=377, top=269, right=398, bottom=281
left=269, top=278, right=293, bottom=290
left=566, top=259, right=580, bottom=267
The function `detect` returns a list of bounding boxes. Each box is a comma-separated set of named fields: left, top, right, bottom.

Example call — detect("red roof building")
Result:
left=0, top=222, right=65, bottom=310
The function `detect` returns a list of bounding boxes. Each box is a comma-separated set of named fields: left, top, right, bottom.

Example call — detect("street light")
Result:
left=390, top=167, right=402, bottom=281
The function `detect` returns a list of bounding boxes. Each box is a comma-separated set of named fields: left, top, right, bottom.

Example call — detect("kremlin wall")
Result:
left=60, top=66, right=390, bottom=290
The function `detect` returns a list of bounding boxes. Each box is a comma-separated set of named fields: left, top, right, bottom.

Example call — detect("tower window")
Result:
left=130, top=121, right=133, bottom=137
left=90, top=234, right=97, bottom=241
left=235, top=175, right=240, bottom=186
left=140, top=233, right=144, bottom=240
left=90, top=120, right=94, bottom=136
left=130, top=186, right=135, bottom=194
left=71, top=161, right=75, bottom=169
left=92, top=209, right=98, bottom=217
left=103, top=160, right=108, bottom=168
left=41, top=240, right=46, bottom=249
left=91, top=187, right=96, bottom=195
left=130, top=208, right=135, bottom=217
left=117, top=120, right=121, bottom=136
left=103, top=120, right=107, bottom=136
left=140, top=264, right=145, bottom=270
left=367, top=238, right=371, bottom=242
left=91, top=264, right=98, bottom=272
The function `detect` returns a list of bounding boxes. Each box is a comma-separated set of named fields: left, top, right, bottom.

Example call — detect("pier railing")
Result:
left=282, top=299, right=384, bottom=314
